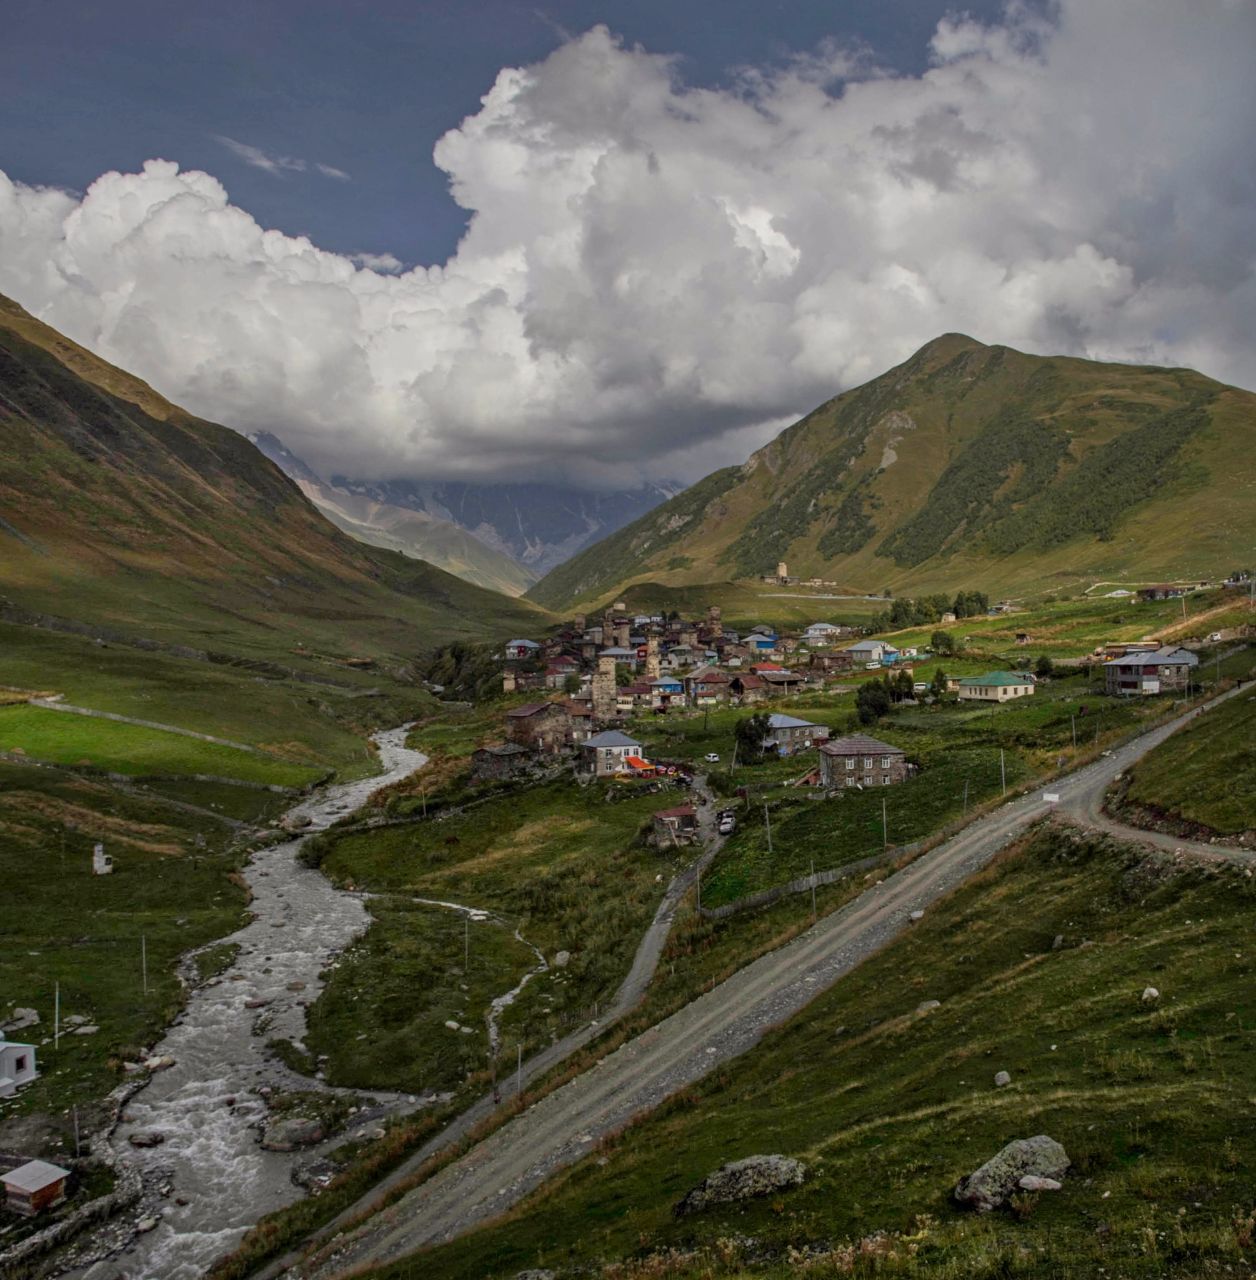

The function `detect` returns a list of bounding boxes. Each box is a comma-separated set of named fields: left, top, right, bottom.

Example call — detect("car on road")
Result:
left=704, top=752, right=720, bottom=763
left=717, top=813, right=736, bottom=835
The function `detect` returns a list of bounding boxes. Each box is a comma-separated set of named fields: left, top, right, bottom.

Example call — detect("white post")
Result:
left=1000, top=749, right=1007, bottom=797
left=142, top=936, right=148, bottom=996
left=54, top=981, right=60, bottom=1051
left=963, top=779, right=969, bottom=815
left=516, top=1042, right=523, bottom=1097
left=464, top=915, right=469, bottom=972
left=810, top=859, right=817, bottom=922
left=1071, top=714, right=1077, bottom=750
left=764, top=803, right=773, bottom=854
left=882, top=796, right=888, bottom=848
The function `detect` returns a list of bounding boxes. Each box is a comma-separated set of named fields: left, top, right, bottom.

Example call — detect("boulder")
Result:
left=145, top=1055, right=176, bottom=1071
left=515, top=1272, right=556, bottom=1280
left=129, top=1130, right=166, bottom=1148
left=994, top=1070, right=1012, bottom=1087
left=955, top=1136, right=1070, bottom=1212
left=1141, top=986, right=1160, bottom=1003
left=675, top=1154, right=806, bottom=1217
left=916, top=1000, right=941, bottom=1014
left=3, top=1007, right=39, bottom=1032
left=73, top=1024, right=100, bottom=1035
left=554, top=950, right=571, bottom=969
left=261, top=1115, right=326, bottom=1152
left=1018, top=1175, right=1063, bottom=1192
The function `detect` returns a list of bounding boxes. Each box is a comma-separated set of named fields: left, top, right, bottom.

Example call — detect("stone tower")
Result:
left=591, top=654, right=618, bottom=723
left=615, top=621, right=631, bottom=649
left=708, top=605, right=722, bottom=628
left=502, top=668, right=517, bottom=694
left=644, top=635, right=661, bottom=681
left=777, top=561, right=789, bottom=580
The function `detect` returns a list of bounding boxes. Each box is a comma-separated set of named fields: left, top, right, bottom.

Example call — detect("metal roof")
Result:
left=583, top=730, right=643, bottom=748
left=1104, top=647, right=1199, bottom=668
left=820, top=735, right=905, bottom=755
left=767, top=713, right=819, bottom=729
left=959, top=671, right=1033, bottom=686
left=2, top=1161, right=70, bottom=1193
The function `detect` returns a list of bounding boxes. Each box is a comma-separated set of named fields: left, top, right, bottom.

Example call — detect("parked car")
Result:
left=704, top=752, right=721, bottom=763
left=718, top=816, right=736, bottom=835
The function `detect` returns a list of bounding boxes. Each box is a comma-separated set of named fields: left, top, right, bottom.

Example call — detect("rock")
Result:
left=129, top=1130, right=165, bottom=1148
left=554, top=950, right=571, bottom=968
left=145, top=1055, right=175, bottom=1071
left=244, top=998, right=271, bottom=1009
left=136, top=1216, right=159, bottom=1233
left=909, top=910, right=925, bottom=922
left=122, top=1061, right=145, bottom=1074
left=1018, top=1175, right=1063, bottom=1192
left=3, top=1007, right=39, bottom=1032
left=1141, top=986, right=1160, bottom=1003
left=64, top=1014, right=88, bottom=1026
left=444, top=1020, right=460, bottom=1031
left=954, top=1136, right=1070, bottom=1212
left=916, top=1000, right=941, bottom=1014
left=73, top=1024, right=100, bottom=1035
left=261, top=1116, right=326, bottom=1152
left=515, top=1272, right=556, bottom=1280
left=675, top=1154, right=806, bottom=1217
left=994, top=1070, right=1012, bottom=1087
left=286, top=981, right=307, bottom=992
left=1052, top=934, right=1065, bottom=950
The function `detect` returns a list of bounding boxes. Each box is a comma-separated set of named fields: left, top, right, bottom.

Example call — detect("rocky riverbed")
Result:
left=70, top=725, right=431, bottom=1280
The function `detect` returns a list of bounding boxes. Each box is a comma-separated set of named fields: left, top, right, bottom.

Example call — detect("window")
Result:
left=882, top=756, right=892, bottom=768
left=844, top=757, right=854, bottom=770
left=14, top=1055, right=26, bottom=1072
left=882, top=777, right=891, bottom=785
left=863, top=757, right=873, bottom=769
left=845, top=776, right=856, bottom=787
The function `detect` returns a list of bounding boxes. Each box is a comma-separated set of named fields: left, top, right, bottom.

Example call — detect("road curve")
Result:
left=297, top=685, right=1250, bottom=1279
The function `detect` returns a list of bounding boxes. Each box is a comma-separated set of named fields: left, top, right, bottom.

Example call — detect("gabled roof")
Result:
left=506, top=701, right=564, bottom=718
left=1, top=1161, right=69, bottom=1193
left=734, top=674, right=766, bottom=688
left=687, top=666, right=730, bottom=683
left=959, top=671, right=1033, bottom=686
left=767, top=713, right=820, bottom=729
left=1104, top=647, right=1199, bottom=668
left=599, top=646, right=636, bottom=657
left=583, top=730, right=643, bottom=748
left=506, top=638, right=540, bottom=648
left=761, top=669, right=804, bottom=682
left=846, top=639, right=896, bottom=653
left=654, top=805, right=696, bottom=821
left=820, top=734, right=905, bottom=756
left=649, top=676, right=683, bottom=686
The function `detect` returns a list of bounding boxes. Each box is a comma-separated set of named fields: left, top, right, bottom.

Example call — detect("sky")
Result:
left=0, top=0, right=1253, bottom=489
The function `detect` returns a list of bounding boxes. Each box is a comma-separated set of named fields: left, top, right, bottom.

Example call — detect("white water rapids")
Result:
left=76, top=725, right=429, bottom=1280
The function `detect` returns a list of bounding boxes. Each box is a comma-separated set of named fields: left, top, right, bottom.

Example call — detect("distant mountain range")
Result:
left=527, top=334, right=1256, bottom=610
left=248, top=432, right=679, bottom=595
left=0, top=293, right=543, bottom=658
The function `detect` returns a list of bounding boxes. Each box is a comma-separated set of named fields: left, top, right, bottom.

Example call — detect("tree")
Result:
left=931, top=630, right=955, bottom=656
left=563, top=672, right=582, bottom=695
left=930, top=667, right=949, bottom=699
left=856, top=680, right=891, bottom=724
left=734, top=712, right=772, bottom=763
left=1035, top=654, right=1054, bottom=679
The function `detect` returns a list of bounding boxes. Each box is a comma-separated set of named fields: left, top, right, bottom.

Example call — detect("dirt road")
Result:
left=297, top=687, right=1249, bottom=1278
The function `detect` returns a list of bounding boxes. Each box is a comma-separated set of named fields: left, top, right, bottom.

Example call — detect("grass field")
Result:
left=0, top=703, right=324, bottom=787
left=302, top=780, right=680, bottom=1095
left=387, top=824, right=1256, bottom=1280
left=1118, top=684, right=1256, bottom=837
left=0, top=760, right=249, bottom=1132
left=0, top=621, right=424, bottom=780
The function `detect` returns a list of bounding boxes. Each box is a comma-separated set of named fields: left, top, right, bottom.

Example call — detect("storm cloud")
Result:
left=1, top=0, right=1252, bottom=486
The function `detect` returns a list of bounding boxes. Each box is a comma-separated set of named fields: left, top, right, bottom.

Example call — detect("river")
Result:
left=76, top=725, right=428, bottom=1280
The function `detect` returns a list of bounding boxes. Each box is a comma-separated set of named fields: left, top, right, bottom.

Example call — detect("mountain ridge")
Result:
left=527, top=335, right=1256, bottom=609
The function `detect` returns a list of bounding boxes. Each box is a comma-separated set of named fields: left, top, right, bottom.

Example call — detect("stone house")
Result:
left=470, top=743, right=532, bottom=783
left=684, top=667, right=732, bottom=706
left=504, top=701, right=574, bottom=754
left=652, top=804, right=699, bottom=846
left=729, top=673, right=769, bottom=704
left=845, top=639, right=899, bottom=665
left=819, top=735, right=909, bottom=788
left=579, top=730, right=648, bottom=778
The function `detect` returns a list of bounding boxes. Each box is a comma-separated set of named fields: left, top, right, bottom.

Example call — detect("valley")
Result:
left=0, top=300, right=1253, bottom=1280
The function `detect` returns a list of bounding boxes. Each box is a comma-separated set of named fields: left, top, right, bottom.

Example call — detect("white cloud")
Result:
left=1, top=0, right=1253, bottom=488
left=214, top=135, right=350, bottom=181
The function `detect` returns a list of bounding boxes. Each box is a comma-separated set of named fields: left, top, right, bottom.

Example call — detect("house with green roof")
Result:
left=957, top=671, right=1035, bottom=702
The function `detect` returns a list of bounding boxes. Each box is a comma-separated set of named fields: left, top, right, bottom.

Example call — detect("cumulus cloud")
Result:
left=1, top=0, right=1253, bottom=487
left=214, top=134, right=350, bottom=181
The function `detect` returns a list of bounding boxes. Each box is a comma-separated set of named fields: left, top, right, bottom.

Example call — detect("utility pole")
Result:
left=764, top=803, right=773, bottom=854
left=810, top=859, right=817, bottom=923
left=882, top=796, right=888, bottom=849
left=963, top=779, right=969, bottom=816
left=1071, top=713, right=1077, bottom=751
left=54, top=982, right=60, bottom=1051
left=516, top=1042, right=523, bottom=1098
left=141, top=937, right=148, bottom=996
left=73, top=1106, right=81, bottom=1158
left=464, top=915, right=469, bottom=972
left=1000, top=749, right=1007, bottom=797
left=696, top=867, right=702, bottom=914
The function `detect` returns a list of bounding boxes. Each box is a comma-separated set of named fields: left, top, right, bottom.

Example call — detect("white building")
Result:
left=0, top=1032, right=37, bottom=1097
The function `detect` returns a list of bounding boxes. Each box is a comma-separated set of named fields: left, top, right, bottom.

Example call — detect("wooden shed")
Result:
left=2, top=1160, right=70, bottom=1217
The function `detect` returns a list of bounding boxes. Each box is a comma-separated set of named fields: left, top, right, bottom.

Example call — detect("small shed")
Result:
left=652, top=804, right=698, bottom=846
left=2, top=1160, right=69, bottom=1217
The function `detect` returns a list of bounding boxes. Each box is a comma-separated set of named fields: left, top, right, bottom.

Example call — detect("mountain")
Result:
left=0, top=293, right=545, bottom=664
left=331, top=476, right=681, bottom=577
left=527, top=335, right=1256, bottom=610
left=247, top=432, right=537, bottom=598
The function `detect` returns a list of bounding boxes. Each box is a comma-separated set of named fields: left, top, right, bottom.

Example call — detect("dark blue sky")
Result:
left=1, top=0, right=1006, bottom=267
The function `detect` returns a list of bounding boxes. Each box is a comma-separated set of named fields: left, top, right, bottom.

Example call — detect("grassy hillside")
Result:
left=0, top=292, right=546, bottom=669
left=391, top=824, right=1256, bottom=1280
left=528, top=335, right=1256, bottom=611
left=1115, top=682, right=1256, bottom=838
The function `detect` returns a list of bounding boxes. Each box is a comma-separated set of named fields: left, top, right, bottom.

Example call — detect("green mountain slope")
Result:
left=0, top=294, right=546, bottom=663
left=528, top=335, right=1256, bottom=609
left=293, top=477, right=538, bottom=598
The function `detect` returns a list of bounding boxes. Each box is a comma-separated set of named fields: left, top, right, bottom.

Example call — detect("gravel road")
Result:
left=294, top=686, right=1251, bottom=1278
